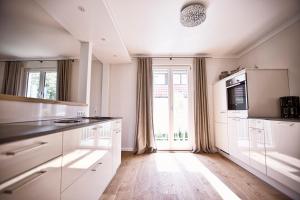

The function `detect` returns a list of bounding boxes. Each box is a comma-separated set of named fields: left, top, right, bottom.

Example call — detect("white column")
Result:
left=101, top=63, right=110, bottom=116
left=78, top=42, right=93, bottom=114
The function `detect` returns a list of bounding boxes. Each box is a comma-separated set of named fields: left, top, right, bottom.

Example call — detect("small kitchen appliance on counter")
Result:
left=280, top=96, right=299, bottom=118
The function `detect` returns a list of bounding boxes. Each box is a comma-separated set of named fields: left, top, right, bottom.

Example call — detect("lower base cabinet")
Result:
left=0, top=156, right=62, bottom=200
left=265, top=121, right=300, bottom=195
left=215, top=122, right=229, bottom=153
left=61, top=152, right=112, bottom=200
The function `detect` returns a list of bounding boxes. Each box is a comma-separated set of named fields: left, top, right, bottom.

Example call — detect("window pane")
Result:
left=26, top=72, right=40, bottom=98
left=153, top=73, right=167, bottom=85
left=44, top=72, right=57, bottom=100
left=153, top=70, right=169, bottom=144
left=173, top=70, right=189, bottom=141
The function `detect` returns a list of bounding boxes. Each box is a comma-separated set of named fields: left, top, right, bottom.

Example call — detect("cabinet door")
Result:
left=215, top=122, right=229, bottom=153
left=249, top=127, right=266, bottom=174
left=0, top=154, right=62, bottom=200
left=237, top=119, right=250, bottom=165
left=265, top=121, right=300, bottom=193
left=112, top=120, right=122, bottom=174
left=228, top=118, right=250, bottom=165
left=213, top=80, right=227, bottom=123
left=228, top=118, right=238, bottom=156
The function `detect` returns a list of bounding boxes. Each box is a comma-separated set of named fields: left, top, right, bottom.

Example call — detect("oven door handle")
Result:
left=226, top=82, right=243, bottom=88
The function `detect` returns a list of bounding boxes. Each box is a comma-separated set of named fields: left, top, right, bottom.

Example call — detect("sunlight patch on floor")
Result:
left=154, top=153, right=180, bottom=172
left=175, top=153, right=241, bottom=200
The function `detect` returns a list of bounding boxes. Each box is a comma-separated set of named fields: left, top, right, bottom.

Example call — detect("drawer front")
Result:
left=255, top=120, right=264, bottom=130
left=62, top=127, right=112, bottom=191
left=0, top=133, right=62, bottom=184
left=62, top=152, right=112, bottom=200
left=0, top=155, right=62, bottom=200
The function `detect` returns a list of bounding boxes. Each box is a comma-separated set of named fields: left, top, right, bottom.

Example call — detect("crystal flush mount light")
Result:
left=180, top=2, right=206, bottom=27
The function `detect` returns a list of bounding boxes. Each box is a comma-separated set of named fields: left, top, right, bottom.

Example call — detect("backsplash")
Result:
left=0, top=100, right=88, bottom=123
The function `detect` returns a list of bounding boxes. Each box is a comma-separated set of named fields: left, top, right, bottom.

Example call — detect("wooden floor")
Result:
left=101, top=152, right=289, bottom=200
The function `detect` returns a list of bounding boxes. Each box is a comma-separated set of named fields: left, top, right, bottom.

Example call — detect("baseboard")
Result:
left=121, top=147, right=135, bottom=152
left=218, top=150, right=300, bottom=200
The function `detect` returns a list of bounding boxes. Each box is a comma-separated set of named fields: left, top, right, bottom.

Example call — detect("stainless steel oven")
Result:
left=226, top=74, right=248, bottom=110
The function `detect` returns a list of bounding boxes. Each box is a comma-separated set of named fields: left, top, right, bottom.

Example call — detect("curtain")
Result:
left=135, top=57, right=156, bottom=154
left=57, top=60, right=72, bottom=101
left=193, top=57, right=213, bottom=153
left=1, top=61, right=23, bottom=95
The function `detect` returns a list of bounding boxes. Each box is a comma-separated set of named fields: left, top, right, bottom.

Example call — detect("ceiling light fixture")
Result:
left=180, top=2, right=206, bottom=27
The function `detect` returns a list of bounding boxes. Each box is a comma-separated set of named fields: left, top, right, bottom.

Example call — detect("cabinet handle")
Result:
left=4, top=142, right=48, bottom=156
left=91, top=162, right=102, bottom=171
left=289, top=123, right=295, bottom=126
left=2, top=171, right=47, bottom=194
left=220, top=111, right=226, bottom=114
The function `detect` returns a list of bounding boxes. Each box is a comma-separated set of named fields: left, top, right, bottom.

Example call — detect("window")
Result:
left=25, top=69, right=57, bottom=100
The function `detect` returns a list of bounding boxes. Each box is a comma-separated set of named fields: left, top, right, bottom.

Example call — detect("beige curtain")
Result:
left=135, top=57, right=156, bottom=154
left=57, top=60, right=72, bottom=101
left=1, top=61, right=23, bottom=95
left=193, top=57, right=213, bottom=153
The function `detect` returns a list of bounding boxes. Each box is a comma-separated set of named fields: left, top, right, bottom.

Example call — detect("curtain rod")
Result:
left=131, top=56, right=212, bottom=59
left=0, top=58, right=77, bottom=62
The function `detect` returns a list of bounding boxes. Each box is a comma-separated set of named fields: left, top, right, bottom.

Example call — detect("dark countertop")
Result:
left=0, top=117, right=121, bottom=145
left=248, top=117, right=300, bottom=123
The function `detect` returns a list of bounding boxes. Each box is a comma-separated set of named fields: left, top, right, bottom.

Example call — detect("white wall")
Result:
left=90, top=60, right=103, bottom=116
left=238, top=20, right=300, bottom=96
left=109, top=60, right=137, bottom=151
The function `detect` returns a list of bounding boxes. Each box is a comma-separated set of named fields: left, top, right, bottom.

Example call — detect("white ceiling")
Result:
left=0, top=0, right=299, bottom=63
left=36, top=0, right=131, bottom=63
left=0, top=0, right=80, bottom=59
left=107, top=0, right=300, bottom=57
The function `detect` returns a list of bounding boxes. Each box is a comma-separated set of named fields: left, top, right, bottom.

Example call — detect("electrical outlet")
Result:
left=77, top=111, right=86, bottom=117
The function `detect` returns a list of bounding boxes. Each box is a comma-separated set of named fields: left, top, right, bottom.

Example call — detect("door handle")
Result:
left=4, top=142, right=48, bottom=156
left=2, top=171, right=47, bottom=194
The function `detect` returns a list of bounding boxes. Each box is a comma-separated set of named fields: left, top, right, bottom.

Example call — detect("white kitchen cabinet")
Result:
left=249, top=124, right=266, bottom=174
left=213, top=79, right=227, bottom=123
left=215, top=122, right=229, bottom=153
left=0, top=132, right=62, bottom=184
left=228, top=118, right=250, bottom=165
left=265, top=121, right=300, bottom=194
left=112, top=120, right=122, bottom=174
left=0, top=134, right=62, bottom=200
left=61, top=151, right=112, bottom=200
left=213, top=80, right=229, bottom=153
left=61, top=122, right=114, bottom=200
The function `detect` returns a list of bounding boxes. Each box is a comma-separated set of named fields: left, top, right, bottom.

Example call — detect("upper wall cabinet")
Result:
left=265, top=121, right=300, bottom=193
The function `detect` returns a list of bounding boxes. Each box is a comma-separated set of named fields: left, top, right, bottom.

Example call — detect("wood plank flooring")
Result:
left=101, top=152, right=289, bottom=200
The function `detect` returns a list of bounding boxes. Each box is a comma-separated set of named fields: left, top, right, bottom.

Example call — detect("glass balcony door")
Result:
left=153, top=67, right=192, bottom=150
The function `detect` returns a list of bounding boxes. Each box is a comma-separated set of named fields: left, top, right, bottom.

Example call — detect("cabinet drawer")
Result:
left=248, top=119, right=264, bottom=130
left=0, top=155, right=62, bottom=200
left=61, top=151, right=112, bottom=200
left=0, top=133, right=62, bottom=184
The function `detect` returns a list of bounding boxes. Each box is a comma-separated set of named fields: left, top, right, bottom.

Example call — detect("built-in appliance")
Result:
left=226, top=73, right=248, bottom=110
left=280, top=96, right=299, bottom=118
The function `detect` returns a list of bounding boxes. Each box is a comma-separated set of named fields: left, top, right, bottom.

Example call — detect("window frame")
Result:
left=25, top=67, right=57, bottom=99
